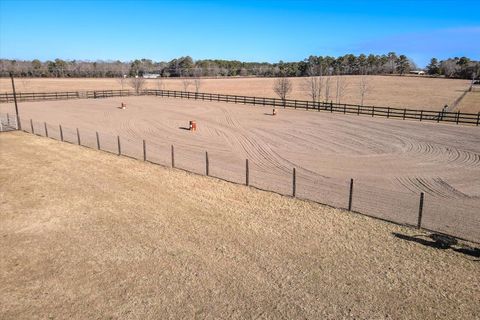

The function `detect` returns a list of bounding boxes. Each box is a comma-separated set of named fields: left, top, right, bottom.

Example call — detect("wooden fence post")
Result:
left=420, top=110, right=423, bottom=121
left=387, top=107, right=390, bottom=118
left=456, top=111, right=460, bottom=124
left=117, top=136, right=121, bottom=155
left=292, top=168, right=296, bottom=197
left=348, top=178, right=354, bottom=211
left=30, top=119, right=34, bottom=134
left=205, top=151, right=209, bottom=176
left=343, top=104, right=346, bottom=114
left=143, top=139, right=147, bottom=161
left=59, top=125, right=63, bottom=141
left=417, top=192, right=424, bottom=229
left=171, top=145, right=175, bottom=168
left=403, top=108, right=406, bottom=120
left=96, top=132, right=100, bottom=149
left=371, top=107, right=374, bottom=117
left=245, top=159, right=249, bottom=186
left=6, top=113, right=10, bottom=125
left=477, top=112, right=480, bottom=126
left=76, top=128, right=81, bottom=145
left=357, top=105, right=360, bottom=115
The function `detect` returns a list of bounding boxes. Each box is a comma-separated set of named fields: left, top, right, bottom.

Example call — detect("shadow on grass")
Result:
left=392, top=232, right=480, bottom=260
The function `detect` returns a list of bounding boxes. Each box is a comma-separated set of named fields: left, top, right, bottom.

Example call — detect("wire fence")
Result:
left=1, top=89, right=479, bottom=126
left=7, top=114, right=479, bottom=244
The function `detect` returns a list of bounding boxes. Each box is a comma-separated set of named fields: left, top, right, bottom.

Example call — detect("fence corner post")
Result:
left=417, top=192, right=424, bottom=229
left=292, top=168, right=296, bottom=197
left=143, top=139, right=147, bottom=161
left=96, top=131, right=100, bottom=149
left=348, top=178, right=354, bottom=211
left=117, top=135, right=121, bottom=155
left=76, top=128, right=81, bottom=145
left=205, top=151, right=209, bottom=176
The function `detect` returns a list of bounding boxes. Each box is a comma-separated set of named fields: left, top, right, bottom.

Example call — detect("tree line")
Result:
left=0, top=53, right=477, bottom=79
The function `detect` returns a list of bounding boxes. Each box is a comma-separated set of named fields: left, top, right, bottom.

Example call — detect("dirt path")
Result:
left=1, top=131, right=478, bottom=319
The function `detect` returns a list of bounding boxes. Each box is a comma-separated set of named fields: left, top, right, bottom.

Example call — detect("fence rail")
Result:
left=144, top=89, right=480, bottom=126
left=0, top=89, right=133, bottom=103
left=6, top=113, right=479, bottom=244
left=1, top=89, right=479, bottom=126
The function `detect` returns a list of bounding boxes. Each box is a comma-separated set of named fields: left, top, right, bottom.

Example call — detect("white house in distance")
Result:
left=409, top=70, right=426, bottom=75
left=143, top=73, right=161, bottom=79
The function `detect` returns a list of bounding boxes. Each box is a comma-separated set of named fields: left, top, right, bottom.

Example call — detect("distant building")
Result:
left=409, top=70, right=425, bottom=75
left=143, top=73, right=160, bottom=79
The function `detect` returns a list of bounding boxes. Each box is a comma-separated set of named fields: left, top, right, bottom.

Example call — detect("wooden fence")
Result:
left=1, top=88, right=479, bottom=126
left=145, top=89, right=480, bottom=126
left=0, top=89, right=133, bottom=102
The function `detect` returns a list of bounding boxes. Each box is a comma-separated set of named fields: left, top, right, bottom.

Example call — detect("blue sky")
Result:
left=0, top=0, right=478, bottom=67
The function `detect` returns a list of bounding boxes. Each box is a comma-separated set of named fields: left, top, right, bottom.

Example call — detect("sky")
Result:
left=0, top=0, right=479, bottom=67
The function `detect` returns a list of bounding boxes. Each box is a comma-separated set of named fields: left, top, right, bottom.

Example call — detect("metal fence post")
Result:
left=348, top=178, right=354, bottom=211
left=456, top=111, right=460, bottom=124
left=477, top=112, right=480, bottom=126
left=96, top=132, right=100, bottom=149
left=44, top=122, right=48, bottom=137
left=420, top=110, right=423, bottom=121
left=143, top=139, right=146, bottom=161
left=245, top=159, right=249, bottom=186
left=292, top=168, right=296, bottom=197
left=117, top=136, right=121, bottom=155
left=30, top=119, right=34, bottom=134
left=59, top=125, right=63, bottom=141
left=171, top=145, right=175, bottom=168
left=205, top=151, right=209, bottom=176
left=417, top=192, right=424, bottom=229
left=403, top=108, right=406, bottom=120
left=76, top=128, right=81, bottom=145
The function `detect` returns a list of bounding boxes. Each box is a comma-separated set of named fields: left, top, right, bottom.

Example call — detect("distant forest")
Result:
left=0, top=53, right=478, bottom=79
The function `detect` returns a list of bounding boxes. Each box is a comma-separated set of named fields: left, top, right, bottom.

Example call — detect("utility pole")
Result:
left=10, top=72, right=21, bottom=130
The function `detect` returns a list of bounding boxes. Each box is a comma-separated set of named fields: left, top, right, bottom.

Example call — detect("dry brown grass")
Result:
left=1, top=131, right=479, bottom=319
left=0, top=76, right=472, bottom=111
left=456, top=91, right=480, bottom=113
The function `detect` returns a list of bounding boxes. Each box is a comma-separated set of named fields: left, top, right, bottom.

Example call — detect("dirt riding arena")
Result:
left=1, top=95, right=479, bottom=242
left=0, top=76, right=473, bottom=111
left=1, top=131, right=479, bottom=319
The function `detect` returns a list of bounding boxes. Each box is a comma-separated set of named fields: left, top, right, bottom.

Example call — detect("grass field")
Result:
left=0, top=75, right=473, bottom=111
left=1, top=131, right=478, bottom=319
left=1, top=95, right=479, bottom=241
left=457, top=91, right=480, bottom=113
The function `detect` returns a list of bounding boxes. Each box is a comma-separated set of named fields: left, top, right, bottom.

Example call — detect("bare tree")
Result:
left=129, top=76, right=146, bottom=94
left=273, top=77, right=293, bottom=104
left=302, top=65, right=323, bottom=102
left=359, top=74, right=370, bottom=106
left=193, top=67, right=202, bottom=93
left=335, top=70, right=348, bottom=104
left=156, top=77, right=165, bottom=90
left=117, top=75, right=127, bottom=90
left=182, top=78, right=193, bottom=92
left=194, top=78, right=202, bottom=93
left=324, top=76, right=331, bottom=102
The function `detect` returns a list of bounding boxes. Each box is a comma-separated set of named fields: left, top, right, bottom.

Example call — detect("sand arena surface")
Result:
left=1, top=96, right=479, bottom=241
left=1, top=131, right=479, bottom=319
left=0, top=75, right=473, bottom=112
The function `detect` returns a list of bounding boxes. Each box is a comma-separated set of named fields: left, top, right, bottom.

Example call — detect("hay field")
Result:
left=457, top=91, right=480, bottom=113
left=1, top=96, right=479, bottom=242
left=1, top=131, right=478, bottom=319
left=0, top=76, right=472, bottom=111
